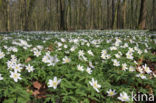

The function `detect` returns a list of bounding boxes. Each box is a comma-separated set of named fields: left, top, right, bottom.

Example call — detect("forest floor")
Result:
left=0, top=30, right=155, bottom=103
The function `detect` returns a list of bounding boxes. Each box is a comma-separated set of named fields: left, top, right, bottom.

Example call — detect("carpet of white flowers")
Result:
left=0, top=31, right=156, bottom=103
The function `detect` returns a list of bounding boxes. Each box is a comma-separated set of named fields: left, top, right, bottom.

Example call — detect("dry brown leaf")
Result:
left=48, top=44, right=53, bottom=51
left=30, top=81, right=48, bottom=98
left=137, top=56, right=144, bottom=67
left=32, top=90, right=40, bottom=97
left=145, top=85, right=153, bottom=94
left=33, top=81, right=42, bottom=90
left=25, top=57, right=32, bottom=63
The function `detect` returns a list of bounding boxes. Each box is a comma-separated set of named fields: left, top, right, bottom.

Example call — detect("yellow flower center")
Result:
left=93, top=83, right=98, bottom=88
left=122, top=97, right=127, bottom=101
left=15, top=66, right=19, bottom=69
left=53, top=82, right=57, bottom=86
left=13, top=74, right=18, bottom=78
left=109, top=91, right=114, bottom=96
left=65, top=59, right=69, bottom=63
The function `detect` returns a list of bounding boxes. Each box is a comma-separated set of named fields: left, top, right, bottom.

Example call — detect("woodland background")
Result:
left=0, top=0, right=155, bottom=32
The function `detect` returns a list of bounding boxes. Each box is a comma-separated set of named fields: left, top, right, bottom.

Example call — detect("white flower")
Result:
left=101, top=54, right=107, bottom=59
left=126, top=52, right=133, bottom=60
left=134, top=61, right=138, bottom=65
left=57, top=42, right=62, bottom=47
left=123, top=43, right=128, bottom=48
left=23, top=46, right=28, bottom=50
left=73, top=39, right=79, bottom=44
left=114, top=38, right=122, bottom=46
left=115, top=53, right=121, bottom=58
left=137, top=66, right=144, bottom=73
left=86, top=42, right=90, bottom=47
left=101, top=50, right=107, bottom=55
left=110, top=46, right=117, bottom=50
left=31, top=47, right=38, bottom=51
left=89, top=61, right=95, bottom=69
left=89, top=78, right=101, bottom=92
left=13, top=64, right=23, bottom=72
left=10, top=71, right=22, bottom=82
left=112, top=59, right=120, bottom=66
left=101, top=50, right=109, bottom=59
left=12, top=47, right=18, bottom=52
left=42, top=53, right=59, bottom=66
left=114, top=42, right=120, bottom=46
left=34, top=50, right=41, bottom=57
left=7, top=60, right=14, bottom=69
left=88, top=50, right=94, bottom=56
left=81, top=42, right=85, bottom=45
left=137, top=49, right=142, bottom=55
left=60, top=38, right=66, bottom=42
left=134, top=46, right=139, bottom=51
left=11, top=55, right=17, bottom=63
left=48, top=55, right=59, bottom=66
left=0, top=74, right=3, bottom=80
left=118, top=92, right=130, bottom=102
left=122, top=63, right=128, bottom=71
left=48, top=76, right=61, bottom=89
left=136, top=73, right=147, bottom=79
left=37, top=45, right=43, bottom=50
left=70, top=46, right=76, bottom=52
left=82, top=56, right=88, bottom=61
left=0, top=51, right=5, bottom=59
left=106, top=54, right=111, bottom=59
left=3, top=45, right=8, bottom=49
left=144, top=49, right=148, bottom=53
left=86, top=67, right=92, bottom=74
left=78, top=50, right=84, bottom=56
left=128, top=47, right=134, bottom=53
left=77, top=65, right=84, bottom=72
left=142, top=64, right=152, bottom=74
left=62, top=56, right=71, bottom=64
left=107, top=89, right=117, bottom=96
left=129, top=66, right=135, bottom=72
left=26, top=64, right=34, bottom=72
left=42, top=55, right=49, bottom=63
left=64, top=45, right=68, bottom=48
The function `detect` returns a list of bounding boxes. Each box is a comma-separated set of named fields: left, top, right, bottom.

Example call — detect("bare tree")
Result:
left=138, top=0, right=147, bottom=29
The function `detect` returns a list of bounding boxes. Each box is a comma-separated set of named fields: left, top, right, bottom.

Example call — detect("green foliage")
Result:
left=0, top=31, right=155, bottom=102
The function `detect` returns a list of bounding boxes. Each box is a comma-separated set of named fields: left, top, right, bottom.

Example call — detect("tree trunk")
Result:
left=60, top=0, right=65, bottom=30
left=113, top=0, right=120, bottom=29
left=131, top=0, right=134, bottom=29
left=24, top=0, right=28, bottom=31
left=123, top=0, right=127, bottom=28
left=111, top=0, right=115, bottom=29
left=6, top=0, right=10, bottom=31
left=152, top=0, right=155, bottom=29
left=106, top=0, right=109, bottom=29
left=138, top=0, right=146, bottom=29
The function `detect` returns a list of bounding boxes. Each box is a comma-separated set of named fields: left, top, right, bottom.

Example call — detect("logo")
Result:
left=131, top=92, right=154, bottom=102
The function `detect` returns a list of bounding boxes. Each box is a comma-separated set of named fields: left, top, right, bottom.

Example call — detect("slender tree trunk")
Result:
left=91, top=0, right=94, bottom=29
left=131, top=0, right=134, bottom=29
left=111, top=0, right=115, bottom=29
left=24, top=0, right=28, bottom=31
left=55, top=0, right=59, bottom=30
left=6, top=0, right=10, bottom=31
left=106, top=0, right=109, bottom=29
left=138, top=0, right=146, bottom=29
left=59, top=0, right=65, bottom=30
left=123, top=0, right=127, bottom=29
left=113, top=0, right=120, bottom=29
left=152, top=0, right=155, bottom=29
left=117, top=0, right=120, bottom=29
